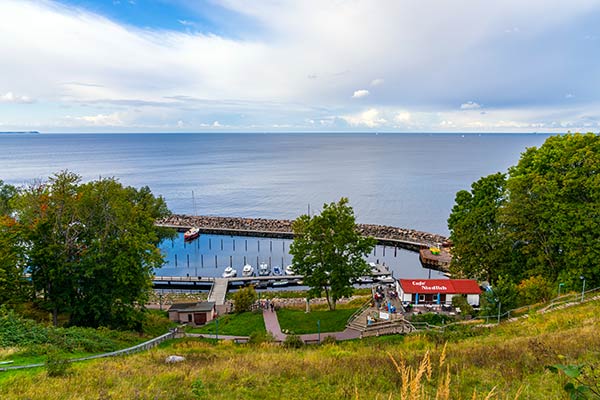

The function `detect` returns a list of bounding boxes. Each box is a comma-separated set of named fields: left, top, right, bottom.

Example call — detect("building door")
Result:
left=194, top=313, right=207, bottom=325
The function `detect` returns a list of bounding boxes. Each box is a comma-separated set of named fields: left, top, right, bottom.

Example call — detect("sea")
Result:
left=0, top=132, right=550, bottom=281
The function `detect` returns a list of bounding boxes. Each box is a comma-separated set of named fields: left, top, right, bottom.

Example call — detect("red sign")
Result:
left=399, top=279, right=481, bottom=294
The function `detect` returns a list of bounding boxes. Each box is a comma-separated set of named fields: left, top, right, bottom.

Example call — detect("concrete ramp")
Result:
left=208, top=278, right=229, bottom=309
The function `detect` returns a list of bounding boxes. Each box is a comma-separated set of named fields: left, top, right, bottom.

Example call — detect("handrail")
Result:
left=0, top=329, right=180, bottom=372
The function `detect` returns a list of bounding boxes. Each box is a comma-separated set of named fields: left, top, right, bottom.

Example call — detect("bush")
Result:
left=232, top=286, right=258, bottom=313
left=451, top=295, right=474, bottom=317
left=517, top=275, right=553, bottom=306
left=247, top=330, right=274, bottom=345
left=409, top=312, right=454, bottom=326
left=45, top=348, right=71, bottom=377
left=283, top=334, right=304, bottom=348
left=321, top=335, right=337, bottom=345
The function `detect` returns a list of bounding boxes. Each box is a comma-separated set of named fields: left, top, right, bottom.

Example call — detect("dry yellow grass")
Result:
left=1, top=299, right=598, bottom=399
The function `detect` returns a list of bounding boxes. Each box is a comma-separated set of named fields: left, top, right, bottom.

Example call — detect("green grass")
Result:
left=2, top=299, right=600, bottom=399
left=186, top=311, right=266, bottom=336
left=277, top=308, right=358, bottom=334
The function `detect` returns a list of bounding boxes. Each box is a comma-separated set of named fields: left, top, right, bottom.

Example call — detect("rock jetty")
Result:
left=156, top=214, right=447, bottom=251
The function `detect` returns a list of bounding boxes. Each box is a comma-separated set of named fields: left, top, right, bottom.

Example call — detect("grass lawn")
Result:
left=186, top=311, right=265, bottom=336
left=277, top=308, right=358, bottom=334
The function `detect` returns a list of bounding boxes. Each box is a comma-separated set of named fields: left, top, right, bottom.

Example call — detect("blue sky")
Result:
left=1, top=0, right=600, bottom=133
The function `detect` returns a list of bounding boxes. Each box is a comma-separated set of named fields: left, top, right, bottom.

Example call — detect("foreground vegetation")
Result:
left=2, top=297, right=598, bottom=399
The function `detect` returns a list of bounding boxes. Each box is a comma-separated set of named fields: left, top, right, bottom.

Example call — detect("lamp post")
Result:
left=317, top=319, right=321, bottom=344
left=580, top=276, right=586, bottom=302
left=497, top=300, right=502, bottom=324
left=558, top=282, right=565, bottom=297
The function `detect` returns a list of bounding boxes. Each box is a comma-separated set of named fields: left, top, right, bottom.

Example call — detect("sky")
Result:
left=1, top=0, right=600, bottom=133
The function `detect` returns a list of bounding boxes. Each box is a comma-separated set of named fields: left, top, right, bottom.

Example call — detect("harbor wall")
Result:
left=156, top=214, right=448, bottom=251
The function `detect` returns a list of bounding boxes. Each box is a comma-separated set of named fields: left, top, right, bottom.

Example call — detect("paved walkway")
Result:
left=262, top=309, right=361, bottom=343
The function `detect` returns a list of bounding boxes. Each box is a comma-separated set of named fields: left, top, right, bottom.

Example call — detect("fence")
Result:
left=0, top=329, right=179, bottom=372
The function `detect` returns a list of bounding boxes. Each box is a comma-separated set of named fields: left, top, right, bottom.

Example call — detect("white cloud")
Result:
left=460, top=101, right=481, bottom=110
left=65, top=112, right=125, bottom=126
left=342, top=108, right=386, bottom=128
left=565, top=93, right=574, bottom=99
left=0, top=0, right=599, bottom=131
left=1, top=92, right=34, bottom=104
left=212, top=120, right=222, bottom=127
left=395, top=111, right=411, bottom=123
left=352, top=89, right=370, bottom=99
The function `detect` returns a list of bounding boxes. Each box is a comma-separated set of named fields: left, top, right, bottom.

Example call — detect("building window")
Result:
left=419, top=294, right=426, bottom=302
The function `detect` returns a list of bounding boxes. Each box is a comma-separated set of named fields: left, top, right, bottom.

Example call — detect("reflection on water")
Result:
left=157, top=233, right=446, bottom=281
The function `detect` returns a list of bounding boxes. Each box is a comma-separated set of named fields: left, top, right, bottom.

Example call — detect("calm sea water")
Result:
left=0, top=132, right=550, bottom=280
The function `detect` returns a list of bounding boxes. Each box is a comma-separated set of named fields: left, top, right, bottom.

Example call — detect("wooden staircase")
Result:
left=346, top=306, right=415, bottom=337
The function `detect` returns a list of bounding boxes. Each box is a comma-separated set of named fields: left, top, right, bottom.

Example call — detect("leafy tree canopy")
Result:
left=11, top=171, right=173, bottom=329
left=448, top=133, right=600, bottom=291
left=289, top=197, right=375, bottom=310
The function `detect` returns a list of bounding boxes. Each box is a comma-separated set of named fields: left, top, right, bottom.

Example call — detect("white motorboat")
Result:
left=184, top=227, right=200, bottom=241
left=284, top=264, right=296, bottom=276
left=222, top=267, right=237, bottom=278
left=258, top=262, right=270, bottom=276
left=242, top=264, right=254, bottom=277
left=272, top=265, right=283, bottom=276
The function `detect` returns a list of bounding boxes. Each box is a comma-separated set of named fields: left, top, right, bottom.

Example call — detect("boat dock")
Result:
left=152, top=263, right=393, bottom=307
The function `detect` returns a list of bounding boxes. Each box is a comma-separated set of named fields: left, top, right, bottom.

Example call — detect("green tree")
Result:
left=232, top=286, right=258, bottom=313
left=480, top=275, right=517, bottom=318
left=503, top=133, right=600, bottom=288
left=516, top=275, right=553, bottom=306
left=14, top=171, right=172, bottom=329
left=0, top=181, right=28, bottom=306
left=289, top=197, right=376, bottom=311
left=447, top=172, right=513, bottom=282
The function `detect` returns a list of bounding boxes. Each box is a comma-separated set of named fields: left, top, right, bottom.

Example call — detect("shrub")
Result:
left=321, top=335, right=337, bottom=345
left=247, top=330, right=274, bottom=345
left=517, top=275, right=553, bottom=306
left=45, top=348, right=71, bottom=377
left=232, top=286, right=258, bottom=313
left=283, top=334, right=304, bottom=349
left=451, top=295, right=474, bottom=317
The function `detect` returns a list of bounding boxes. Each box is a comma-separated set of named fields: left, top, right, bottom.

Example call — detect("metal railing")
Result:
left=0, top=330, right=179, bottom=372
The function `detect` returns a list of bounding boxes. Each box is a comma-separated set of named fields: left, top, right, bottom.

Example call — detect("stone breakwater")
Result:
left=156, top=214, right=447, bottom=251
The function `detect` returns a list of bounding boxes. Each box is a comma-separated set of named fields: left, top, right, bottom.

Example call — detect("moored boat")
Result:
left=242, top=264, right=254, bottom=277
left=272, top=265, right=283, bottom=276
left=258, top=262, right=270, bottom=276
left=222, top=267, right=237, bottom=278
left=284, top=264, right=295, bottom=276
left=184, top=227, right=200, bottom=241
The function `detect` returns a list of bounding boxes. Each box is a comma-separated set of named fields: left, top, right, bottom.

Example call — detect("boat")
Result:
left=356, top=276, right=374, bottom=284
left=222, top=267, right=237, bottom=278
left=183, top=226, right=200, bottom=241
left=272, top=279, right=289, bottom=287
left=242, top=264, right=254, bottom=277
left=258, top=262, right=270, bottom=276
left=284, top=264, right=296, bottom=276
left=272, top=265, right=283, bottom=276
left=377, top=275, right=395, bottom=284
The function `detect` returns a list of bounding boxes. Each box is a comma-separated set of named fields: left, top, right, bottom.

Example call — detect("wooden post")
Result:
left=394, top=246, right=397, bottom=257
left=244, top=255, right=246, bottom=264
left=230, top=255, right=233, bottom=267
left=175, top=254, right=177, bottom=267
left=258, top=240, right=260, bottom=252
left=221, top=239, right=223, bottom=251
left=233, top=239, right=236, bottom=251
left=201, top=254, right=204, bottom=268
left=245, top=240, right=247, bottom=251
left=187, top=254, right=190, bottom=268
left=270, top=240, right=272, bottom=253
left=383, top=246, right=386, bottom=257
left=215, top=255, right=217, bottom=268
left=209, top=238, right=211, bottom=250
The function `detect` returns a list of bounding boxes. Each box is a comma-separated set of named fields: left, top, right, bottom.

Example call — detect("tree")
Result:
left=14, top=171, right=172, bottom=329
left=232, top=286, right=257, bottom=313
left=503, top=133, right=600, bottom=288
left=289, top=197, right=376, bottom=310
left=447, top=173, right=513, bottom=282
left=0, top=181, right=27, bottom=306
left=480, top=275, right=517, bottom=318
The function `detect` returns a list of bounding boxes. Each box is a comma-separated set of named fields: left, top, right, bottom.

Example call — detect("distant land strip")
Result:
left=156, top=214, right=448, bottom=251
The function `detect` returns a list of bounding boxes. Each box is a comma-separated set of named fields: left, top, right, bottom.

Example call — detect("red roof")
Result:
left=399, top=279, right=481, bottom=294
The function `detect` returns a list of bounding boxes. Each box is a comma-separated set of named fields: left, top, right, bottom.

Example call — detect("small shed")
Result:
left=168, top=301, right=216, bottom=326
left=396, top=279, right=481, bottom=306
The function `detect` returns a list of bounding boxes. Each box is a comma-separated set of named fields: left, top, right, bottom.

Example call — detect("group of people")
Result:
left=258, top=299, right=276, bottom=312
left=373, top=285, right=398, bottom=313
